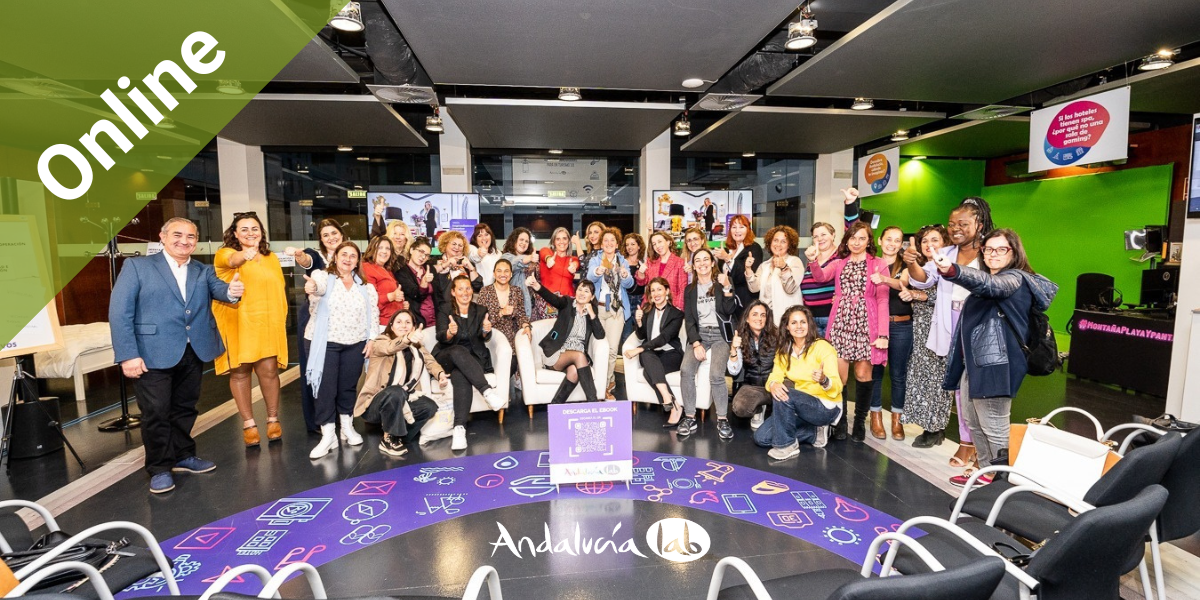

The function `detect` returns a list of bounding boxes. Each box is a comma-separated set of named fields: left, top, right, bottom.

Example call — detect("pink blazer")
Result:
left=808, top=255, right=890, bottom=366
left=637, top=253, right=687, bottom=310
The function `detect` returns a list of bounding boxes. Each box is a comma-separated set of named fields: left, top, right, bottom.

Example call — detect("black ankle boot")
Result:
left=550, top=378, right=577, bottom=404
left=833, top=397, right=849, bottom=441
left=912, top=429, right=945, bottom=448
left=851, top=379, right=873, bottom=443
left=577, top=366, right=599, bottom=403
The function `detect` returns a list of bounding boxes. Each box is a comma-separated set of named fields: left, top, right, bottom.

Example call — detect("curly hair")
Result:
left=763, top=225, right=800, bottom=257
left=915, top=224, right=949, bottom=266
left=436, top=230, right=468, bottom=257
left=323, top=241, right=364, bottom=282
left=952, top=196, right=996, bottom=246
left=724, top=214, right=755, bottom=250
left=223, top=213, right=271, bottom=255
left=363, top=236, right=397, bottom=271
left=502, top=227, right=534, bottom=255
left=623, top=232, right=645, bottom=262
left=836, top=221, right=877, bottom=259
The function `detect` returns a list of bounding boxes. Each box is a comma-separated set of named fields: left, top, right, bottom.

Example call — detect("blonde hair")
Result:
left=386, top=220, right=410, bottom=253
left=549, top=227, right=572, bottom=253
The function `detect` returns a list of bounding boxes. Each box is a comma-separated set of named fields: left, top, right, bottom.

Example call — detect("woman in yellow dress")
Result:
left=214, top=212, right=289, bottom=447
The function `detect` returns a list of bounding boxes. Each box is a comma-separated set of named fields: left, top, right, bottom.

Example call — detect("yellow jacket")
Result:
left=765, top=339, right=843, bottom=408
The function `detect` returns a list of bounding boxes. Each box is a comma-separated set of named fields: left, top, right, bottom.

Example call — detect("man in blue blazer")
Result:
left=109, top=217, right=244, bottom=493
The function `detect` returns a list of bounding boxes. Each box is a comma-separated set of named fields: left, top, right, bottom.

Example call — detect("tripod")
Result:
left=82, top=216, right=143, bottom=432
left=1, top=356, right=86, bottom=474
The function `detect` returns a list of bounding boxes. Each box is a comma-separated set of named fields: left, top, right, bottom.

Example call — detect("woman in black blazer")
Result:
left=679, top=248, right=741, bottom=440
left=394, top=238, right=435, bottom=327
left=713, top=214, right=762, bottom=323
left=433, top=275, right=503, bottom=451
left=624, top=277, right=685, bottom=426
left=528, top=275, right=604, bottom=404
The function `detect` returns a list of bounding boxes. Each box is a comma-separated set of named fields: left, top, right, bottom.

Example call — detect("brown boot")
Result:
left=870, top=411, right=886, bottom=439
left=891, top=412, right=905, bottom=441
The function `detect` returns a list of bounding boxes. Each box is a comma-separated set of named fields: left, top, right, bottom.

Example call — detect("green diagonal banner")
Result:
left=0, top=0, right=344, bottom=349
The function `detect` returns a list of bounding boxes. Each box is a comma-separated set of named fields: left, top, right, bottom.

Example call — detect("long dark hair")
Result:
left=737, top=300, right=778, bottom=357
left=384, top=309, right=419, bottom=340
left=641, top=277, right=674, bottom=310
left=982, top=228, right=1035, bottom=275
left=777, top=305, right=821, bottom=372
left=223, top=213, right=271, bottom=255
left=470, top=223, right=498, bottom=254
left=952, top=196, right=996, bottom=247
left=691, top=248, right=717, bottom=296
left=363, top=236, right=397, bottom=271
left=879, top=225, right=905, bottom=276
left=836, top=221, right=877, bottom=259
left=502, top=227, right=534, bottom=255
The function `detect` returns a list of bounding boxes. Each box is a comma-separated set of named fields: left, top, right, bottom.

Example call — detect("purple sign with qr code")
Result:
left=547, top=403, right=633, bottom=484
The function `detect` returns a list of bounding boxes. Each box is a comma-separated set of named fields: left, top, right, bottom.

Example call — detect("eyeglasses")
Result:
left=981, top=247, right=1012, bottom=256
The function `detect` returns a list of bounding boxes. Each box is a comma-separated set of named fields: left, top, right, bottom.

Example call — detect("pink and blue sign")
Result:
left=1028, top=86, right=1130, bottom=172
left=1042, top=100, right=1111, bottom=166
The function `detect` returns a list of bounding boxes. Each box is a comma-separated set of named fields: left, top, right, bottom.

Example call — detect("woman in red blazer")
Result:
left=807, top=221, right=890, bottom=443
left=536, top=227, right=580, bottom=318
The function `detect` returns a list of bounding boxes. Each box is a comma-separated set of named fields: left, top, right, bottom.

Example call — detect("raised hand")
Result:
left=527, top=275, right=541, bottom=291
left=744, top=254, right=755, bottom=272
left=482, top=312, right=492, bottom=333
left=634, top=305, right=644, bottom=328
left=813, top=364, right=825, bottom=385
left=422, top=270, right=435, bottom=285
left=567, top=260, right=578, bottom=275
left=571, top=231, right=582, bottom=250
left=841, top=187, right=859, bottom=204
left=683, top=262, right=693, bottom=276
left=903, top=236, right=921, bottom=265
left=618, top=266, right=630, bottom=279
left=717, top=272, right=731, bottom=289
left=713, top=247, right=729, bottom=262
left=228, top=273, right=244, bottom=299
left=731, top=332, right=742, bottom=351
left=243, top=246, right=258, bottom=262
left=637, top=262, right=647, bottom=277
left=407, top=324, right=424, bottom=345
left=546, top=253, right=556, bottom=269
left=870, top=272, right=885, bottom=285
left=303, top=274, right=316, bottom=294
left=804, top=245, right=820, bottom=261
left=932, top=254, right=953, bottom=273
left=523, top=254, right=537, bottom=265
left=446, top=317, right=459, bottom=339
left=121, top=357, right=148, bottom=379
left=898, top=284, right=914, bottom=303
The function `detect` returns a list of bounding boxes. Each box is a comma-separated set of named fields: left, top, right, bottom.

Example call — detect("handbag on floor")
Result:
left=2, top=532, right=163, bottom=597
left=419, top=390, right=455, bottom=442
left=1007, top=420, right=1121, bottom=499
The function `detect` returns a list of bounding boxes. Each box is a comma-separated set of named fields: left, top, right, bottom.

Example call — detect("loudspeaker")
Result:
left=4, top=397, right=63, bottom=459
left=1076, top=273, right=1116, bottom=310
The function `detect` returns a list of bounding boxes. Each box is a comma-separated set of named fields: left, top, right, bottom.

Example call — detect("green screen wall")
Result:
left=981, top=164, right=1172, bottom=335
left=860, top=159, right=984, bottom=233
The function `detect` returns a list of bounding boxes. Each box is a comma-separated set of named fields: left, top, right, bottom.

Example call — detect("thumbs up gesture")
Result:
left=527, top=275, right=541, bottom=291
left=303, top=274, right=316, bottom=294
left=546, top=253, right=556, bottom=269
left=804, top=245, right=820, bottom=261
left=407, top=324, right=424, bottom=345
left=717, top=272, right=731, bottom=289
left=903, top=236, right=921, bottom=265
left=228, top=272, right=244, bottom=299
left=932, top=253, right=953, bottom=273
left=635, top=304, right=644, bottom=327
left=243, top=247, right=258, bottom=262
left=899, top=284, right=915, bottom=303
left=840, top=187, right=859, bottom=205
left=482, top=312, right=492, bottom=333
left=446, top=317, right=459, bottom=339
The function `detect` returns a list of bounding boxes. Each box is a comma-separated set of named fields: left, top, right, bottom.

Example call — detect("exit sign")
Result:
left=135, top=192, right=156, bottom=201
left=348, top=190, right=367, bottom=199
left=547, top=190, right=567, bottom=199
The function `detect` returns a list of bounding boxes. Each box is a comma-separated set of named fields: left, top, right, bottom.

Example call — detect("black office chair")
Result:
left=1075, top=273, right=1117, bottom=310
left=892, top=485, right=1169, bottom=600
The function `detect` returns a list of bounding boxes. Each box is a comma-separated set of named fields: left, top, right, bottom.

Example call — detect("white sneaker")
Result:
left=483, top=388, right=505, bottom=411
left=814, top=426, right=829, bottom=448
left=750, top=406, right=767, bottom=431
left=768, top=441, right=800, bottom=461
left=309, top=424, right=337, bottom=459
left=451, top=425, right=467, bottom=451
left=339, top=414, right=363, bottom=446
left=420, top=427, right=453, bottom=446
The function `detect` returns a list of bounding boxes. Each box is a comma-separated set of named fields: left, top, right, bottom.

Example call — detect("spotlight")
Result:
left=911, top=155, right=927, bottom=160
left=1138, top=49, right=1176, bottom=71
left=890, top=130, right=909, bottom=142
left=851, top=98, right=873, bottom=110
left=425, top=115, right=444, bottom=133
left=682, top=78, right=705, bottom=89
left=330, top=1, right=364, bottom=33
left=215, top=79, right=244, bottom=95
left=356, top=156, right=370, bottom=161
left=674, top=116, right=691, bottom=137
left=337, top=145, right=353, bottom=152
left=785, top=18, right=818, bottom=51
left=558, top=87, right=581, bottom=102
left=548, top=149, right=563, bottom=155
left=742, top=151, right=756, bottom=158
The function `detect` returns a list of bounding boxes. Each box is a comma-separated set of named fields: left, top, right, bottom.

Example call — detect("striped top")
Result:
left=801, top=199, right=860, bottom=318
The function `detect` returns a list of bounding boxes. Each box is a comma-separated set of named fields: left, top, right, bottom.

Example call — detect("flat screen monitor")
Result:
left=370, top=192, right=480, bottom=242
left=1141, top=265, right=1180, bottom=308
left=1188, top=117, right=1200, bottom=218
left=651, top=190, right=752, bottom=241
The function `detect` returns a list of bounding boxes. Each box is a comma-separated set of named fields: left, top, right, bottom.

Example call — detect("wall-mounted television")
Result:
left=651, top=190, right=751, bottom=241
left=371, top=192, right=480, bottom=242
left=1188, top=116, right=1200, bottom=218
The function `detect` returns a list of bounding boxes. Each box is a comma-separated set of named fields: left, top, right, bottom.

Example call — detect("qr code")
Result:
left=573, top=421, right=608, bottom=453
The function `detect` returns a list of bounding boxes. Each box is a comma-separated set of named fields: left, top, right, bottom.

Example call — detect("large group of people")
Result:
left=112, top=186, right=1056, bottom=492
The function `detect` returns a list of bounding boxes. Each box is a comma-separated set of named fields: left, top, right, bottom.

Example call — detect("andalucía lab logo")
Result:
left=645, top=518, right=711, bottom=563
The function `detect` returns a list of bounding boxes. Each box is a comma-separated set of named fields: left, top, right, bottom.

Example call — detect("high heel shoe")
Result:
left=662, top=400, right=682, bottom=428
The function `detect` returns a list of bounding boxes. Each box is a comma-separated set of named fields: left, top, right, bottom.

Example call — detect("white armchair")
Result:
left=621, top=330, right=711, bottom=413
left=515, top=318, right=610, bottom=417
left=423, top=326, right=513, bottom=423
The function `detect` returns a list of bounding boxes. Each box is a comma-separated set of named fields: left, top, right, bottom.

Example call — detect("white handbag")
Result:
left=1008, top=421, right=1120, bottom=500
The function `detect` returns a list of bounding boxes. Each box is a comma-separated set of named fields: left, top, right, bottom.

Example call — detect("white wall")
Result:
left=1167, top=116, right=1200, bottom=420
left=216, top=138, right=269, bottom=231
left=814, top=150, right=855, bottom=239
left=639, top=130, right=671, bottom=234
left=439, top=112, right=472, bottom=193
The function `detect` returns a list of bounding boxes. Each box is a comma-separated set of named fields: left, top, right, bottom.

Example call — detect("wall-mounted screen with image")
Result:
left=651, top=190, right=751, bottom=241
left=1188, top=117, right=1200, bottom=218
left=371, top=192, right=481, bottom=242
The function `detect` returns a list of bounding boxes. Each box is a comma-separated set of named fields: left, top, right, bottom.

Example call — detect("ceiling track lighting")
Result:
left=674, top=112, right=692, bottom=137
left=1138, top=49, right=1177, bottom=71
left=851, top=97, right=874, bottom=110
left=548, top=149, right=563, bottom=155
left=426, top=107, right=444, bottom=133
left=890, top=129, right=909, bottom=142
left=329, top=1, right=364, bottom=33
left=558, top=87, right=582, bottom=102
left=742, top=151, right=756, bottom=158
left=785, top=2, right=818, bottom=52
left=215, top=79, right=244, bottom=95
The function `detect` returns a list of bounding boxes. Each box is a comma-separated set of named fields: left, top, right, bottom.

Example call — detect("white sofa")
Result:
left=514, top=318, right=610, bottom=417
left=422, top=325, right=513, bottom=423
left=621, top=329, right=713, bottom=413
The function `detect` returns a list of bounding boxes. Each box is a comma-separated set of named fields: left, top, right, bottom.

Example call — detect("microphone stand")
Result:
left=82, top=217, right=143, bottom=432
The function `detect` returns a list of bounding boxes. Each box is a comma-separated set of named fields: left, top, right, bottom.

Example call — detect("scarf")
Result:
left=307, top=271, right=375, bottom=396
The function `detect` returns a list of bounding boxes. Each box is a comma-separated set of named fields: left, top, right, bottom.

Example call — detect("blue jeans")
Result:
left=753, top=388, right=841, bottom=448
left=813, top=316, right=829, bottom=338
left=620, top=314, right=637, bottom=352
left=871, top=319, right=913, bottom=412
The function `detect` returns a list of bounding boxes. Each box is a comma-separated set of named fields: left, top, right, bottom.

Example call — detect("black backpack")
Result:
left=1001, top=301, right=1060, bottom=376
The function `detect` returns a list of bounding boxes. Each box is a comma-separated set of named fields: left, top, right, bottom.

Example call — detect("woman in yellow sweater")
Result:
left=756, top=305, right=844, bottom=460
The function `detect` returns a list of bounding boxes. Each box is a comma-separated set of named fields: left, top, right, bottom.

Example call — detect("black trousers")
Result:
left=134, top=345, right=202, bottom=475
left=306, top=340, right=366, bottom=426
left=435, top=345, right=491, bottom=426
left=296, top=310, right=317, bottom=432
left=639, top=348, right=683, bottom=404
left=363, top=387, right=438, bottom=443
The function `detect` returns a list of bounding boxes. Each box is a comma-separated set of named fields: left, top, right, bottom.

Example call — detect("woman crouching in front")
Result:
left=355, top=309, right=448, bottom=458
left=755, top=306, right=844, bottom=460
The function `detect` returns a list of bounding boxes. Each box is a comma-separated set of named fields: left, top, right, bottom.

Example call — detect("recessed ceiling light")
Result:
left=548, top=149, right=563, bottom=155
left=215, top=79, right=244, bottom=95
left=330, top=1, right=364, bottom=32
left=558, top=87, right=581, bottom=102
left=911, top=155, right=927, bottom=160
left=1138, top=49, right=1176, bottom=71
left=890, top=130, right=909, bottom=142
left=785, top=18, right=818, bottom=51
left=682, top=78, right=705, bottom=89
left=156, top=155, right=172, bottom=160
left=425, top=115, right=444, bottom=133
left=337, top=145, right=353, bottom=152
left=851, top=98, right=873, bottom=111
left=742, top=151, right=756, bottom=158
left=356, top=156, right=370, bottom=161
